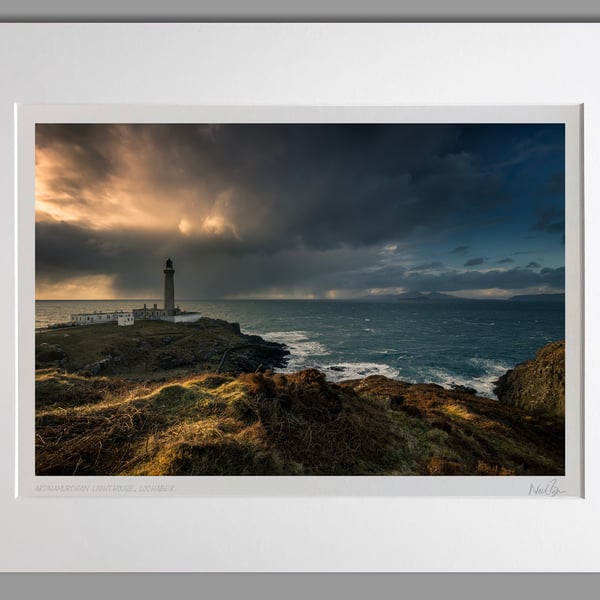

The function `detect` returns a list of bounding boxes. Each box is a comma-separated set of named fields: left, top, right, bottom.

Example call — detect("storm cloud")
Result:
left=35, top=123, right=566, bottom=299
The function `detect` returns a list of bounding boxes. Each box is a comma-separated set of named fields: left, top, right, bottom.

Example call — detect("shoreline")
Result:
left=35, top=316, right=556, bottom=400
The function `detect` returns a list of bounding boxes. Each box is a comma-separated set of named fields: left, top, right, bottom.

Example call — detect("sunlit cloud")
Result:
left=36, top=274, right=118, bottom=300
left=178, top=218, right=192, bottom=236
left=201, top=214, right=235, bottom=237
left=36, top=126, right=225, bottom=236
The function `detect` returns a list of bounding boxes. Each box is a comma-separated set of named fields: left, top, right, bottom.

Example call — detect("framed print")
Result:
left=18, top=104, right=582, bottom=499
left=1, top=23, right=598, bottom=572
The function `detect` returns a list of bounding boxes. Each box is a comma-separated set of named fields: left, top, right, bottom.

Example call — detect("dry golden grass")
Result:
left=35, top=369, right=565, bottom=476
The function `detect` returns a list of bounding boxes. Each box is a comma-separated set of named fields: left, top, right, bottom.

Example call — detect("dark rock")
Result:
left=82, top=357, right=113, bottom=376
left=450, top=383, right=478, bottom=395
left=494, top=341, right=565, bottom=416
left=219, top=341, right=289, bottom=374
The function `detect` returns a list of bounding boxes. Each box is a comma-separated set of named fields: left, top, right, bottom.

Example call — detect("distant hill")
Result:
left=360, top=291, right=469, bottom=302
left=395, top=291, right=429, bottom=301
left=507, top=293, right=565, bottom=302
left=395, top=291, right=465, bottom=302
left=424, top=292, right=463, bottom=302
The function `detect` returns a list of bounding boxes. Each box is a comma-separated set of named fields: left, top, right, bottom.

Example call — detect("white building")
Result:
left=133, top=259, right=201, bottom=323
left=70, top=311, right=129, bottom=325
left=117, top=313, right=134, bottom=326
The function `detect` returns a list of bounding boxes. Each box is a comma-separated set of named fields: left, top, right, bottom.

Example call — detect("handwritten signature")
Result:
left=528, top=478, right=567, bottom=497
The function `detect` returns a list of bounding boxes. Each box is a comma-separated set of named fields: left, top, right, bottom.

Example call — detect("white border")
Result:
left=0, top=23, right=597, bottom=572
left=17, top=104, right=582, bottom=499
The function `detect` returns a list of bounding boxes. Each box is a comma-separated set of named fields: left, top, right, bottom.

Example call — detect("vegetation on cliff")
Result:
left=35, top=367, right=564, bottom=476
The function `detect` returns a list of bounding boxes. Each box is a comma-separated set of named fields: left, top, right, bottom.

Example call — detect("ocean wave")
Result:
left=369, top=349, right=400, bottom=356
left=467, top=356, right=512, bottom=374
left=420, top=358, right=511, bottom=398
left=320, top=362, right=401, bottom=382
left=256, top=330, right=400, bottom=382
left=257, top=330, right=330, bottom=372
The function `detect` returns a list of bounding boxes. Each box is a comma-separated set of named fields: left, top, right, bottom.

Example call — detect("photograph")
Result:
left=34, top=122, right=566, bottom=477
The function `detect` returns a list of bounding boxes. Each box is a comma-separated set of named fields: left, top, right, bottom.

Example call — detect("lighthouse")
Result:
left=163, top=258, right=175, bottom=315
left=81, top=259, right=200, bottom=324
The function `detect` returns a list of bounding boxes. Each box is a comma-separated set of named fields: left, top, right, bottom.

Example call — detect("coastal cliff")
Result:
left=494, top=341, right=565, bottom=416
left=35, top=323, right=565, bottom=476
left=36, top=317, right=289, bottom=378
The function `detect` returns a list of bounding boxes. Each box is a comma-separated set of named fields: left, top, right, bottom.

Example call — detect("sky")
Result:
left=35, top=123, right=565, bottom=300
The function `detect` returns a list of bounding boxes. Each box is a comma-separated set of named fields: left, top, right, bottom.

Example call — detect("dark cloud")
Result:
left=36, top=124, right=502, bottom=254
left=499, top=258, right=514, bottom=264
left=401, top=266, right=564, bottom=294
left=449, top=245, right=469, bottom=255
left=526, top=261, right=541, bottom=269
left=36, top=218, right=565, bottom=299
left=408, top=262, right=443, bottom=272
left=464, top=257, right=484, bottom=267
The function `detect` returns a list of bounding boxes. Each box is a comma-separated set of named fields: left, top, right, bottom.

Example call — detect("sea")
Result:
left=35, top=299, right=565, bottom=399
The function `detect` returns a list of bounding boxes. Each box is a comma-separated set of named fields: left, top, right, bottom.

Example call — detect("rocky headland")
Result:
left=35, top=321, right=565, bottom=476
left=36, top=317, right=289, bottom=379
left=494, top=340, right=565, bottom=416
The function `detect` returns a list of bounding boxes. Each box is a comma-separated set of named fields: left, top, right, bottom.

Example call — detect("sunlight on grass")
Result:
left=443, top=403, right=475, bottom=421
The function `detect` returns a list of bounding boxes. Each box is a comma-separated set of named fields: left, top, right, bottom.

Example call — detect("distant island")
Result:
left=393, top=291, right=464, bottom=302
left=506, top=293, right=565, bottom=302
left=360, top=291, right=565, bottom=303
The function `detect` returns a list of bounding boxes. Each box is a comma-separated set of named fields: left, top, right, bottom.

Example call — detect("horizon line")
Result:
left=35, top=293, right=565, bottom=302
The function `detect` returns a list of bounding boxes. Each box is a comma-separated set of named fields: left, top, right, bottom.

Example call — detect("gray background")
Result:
left=1, top=0, right=597, bottom=597
left=0, top=0, right=600, bottom=21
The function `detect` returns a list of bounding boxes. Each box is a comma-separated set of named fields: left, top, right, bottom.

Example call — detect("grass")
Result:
left=37, top=320, right=182, bottom=369
left=35, top=368, right=565, bottom=476
left=35, top=317, right=285, bottom=379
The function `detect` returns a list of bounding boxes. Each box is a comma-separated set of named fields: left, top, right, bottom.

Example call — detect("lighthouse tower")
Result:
left=163, top=258, right=175, bottom=315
